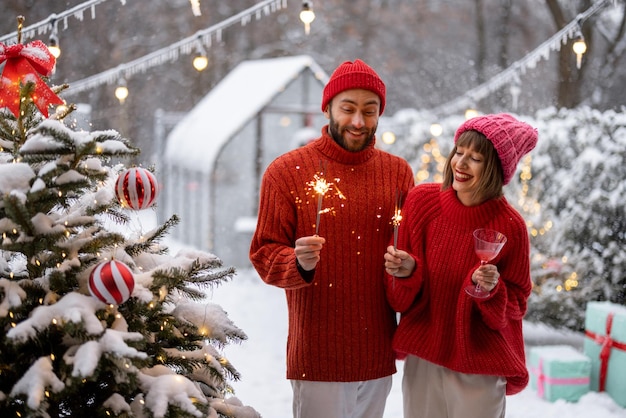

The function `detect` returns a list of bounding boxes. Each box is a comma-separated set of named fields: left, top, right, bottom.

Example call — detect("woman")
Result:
left=384, top=113, right=538, bottom=418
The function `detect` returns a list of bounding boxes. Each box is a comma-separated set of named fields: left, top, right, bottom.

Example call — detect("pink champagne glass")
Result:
left=464, top=228, right=507, bottom=298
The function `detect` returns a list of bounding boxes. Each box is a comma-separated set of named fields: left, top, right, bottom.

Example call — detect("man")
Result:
left=249, top=59, right=414, bottom=418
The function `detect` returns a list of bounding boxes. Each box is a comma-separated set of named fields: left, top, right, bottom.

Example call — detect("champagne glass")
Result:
left=464, top=228, right=507, bottom=298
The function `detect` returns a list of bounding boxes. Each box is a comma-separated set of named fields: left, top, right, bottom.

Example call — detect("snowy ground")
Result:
left=208, top=267, right=626, bottom=418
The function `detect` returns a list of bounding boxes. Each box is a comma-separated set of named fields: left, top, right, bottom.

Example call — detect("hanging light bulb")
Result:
left=115, top=78, right=129, bottom=104
left=300, top=1, right=315, bottom=35
left=464, top=108, right=478, bottom=120
left=429, top=123, right=443, bottom=137
left=192, top=41, right=209, bottom=71
left=381, top=131, right=396, bottom=145
left=189, top=0, right=201, bottom=16
left=48, top=33, right=61, bottom=59
left=572, top=32, right=587, bottom=70
left=193, top=54, right=208, bottom=71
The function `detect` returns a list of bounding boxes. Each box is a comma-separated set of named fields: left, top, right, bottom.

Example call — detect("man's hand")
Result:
left=294, top=235, right=326, bottom=271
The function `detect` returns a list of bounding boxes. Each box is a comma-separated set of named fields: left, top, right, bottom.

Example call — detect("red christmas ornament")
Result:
left=0, top=40, right=64, bottom=117
left=115, top=167, right=159, bottom=210
left=88, top=260, right=135, bottom=305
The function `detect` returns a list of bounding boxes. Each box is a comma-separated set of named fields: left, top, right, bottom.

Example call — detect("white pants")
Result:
left=291, top=376, right=393, bottom=418
left=402, top=355, right=506, bottom=418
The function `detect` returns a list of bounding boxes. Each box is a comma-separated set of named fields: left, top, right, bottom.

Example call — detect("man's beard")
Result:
left=328, top=114, right=376, bottom=152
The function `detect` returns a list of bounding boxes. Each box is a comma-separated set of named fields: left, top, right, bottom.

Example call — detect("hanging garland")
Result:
left=0, top=0, right=126, bottom=44
left=1, top=0, right=610, bottom=110
left=430, top=0, right=613, bottom=117
left=63, top=0, right=288, bottom=97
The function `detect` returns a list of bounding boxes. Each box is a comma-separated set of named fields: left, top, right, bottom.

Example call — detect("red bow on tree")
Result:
left=0, top=40, right=64, bottom=118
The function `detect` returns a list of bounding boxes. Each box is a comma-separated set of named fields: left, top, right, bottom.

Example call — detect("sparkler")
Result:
left=391, top=189, right=404, bottom=289
left=392, top=189, right=403, bottom=251
left=312, top=174, right=329, bottom=235
left=306, top=163, right=345, bottom=235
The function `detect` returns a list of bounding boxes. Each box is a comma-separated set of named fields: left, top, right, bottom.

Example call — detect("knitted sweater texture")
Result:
left=386, top=182, right=532, bottom=395
left=250, top=126, right=414, bottom=382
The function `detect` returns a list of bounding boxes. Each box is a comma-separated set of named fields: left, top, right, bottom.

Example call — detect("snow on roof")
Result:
left=164, top=55, right=327, bottom=173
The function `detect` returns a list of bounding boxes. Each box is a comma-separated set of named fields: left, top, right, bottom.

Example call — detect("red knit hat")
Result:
left=321, top=59, right=386, bottom=115
left=454, top=113, right=538, bottom=185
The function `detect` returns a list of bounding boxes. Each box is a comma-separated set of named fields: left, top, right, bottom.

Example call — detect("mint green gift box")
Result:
left=583, top=301, right=626, bottom=407
left=529, top=345, right=591, bottom=402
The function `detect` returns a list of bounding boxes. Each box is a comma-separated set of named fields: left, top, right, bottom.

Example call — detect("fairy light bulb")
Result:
left=381, top=131, right=396, bottom=145
left=300, top=1, right=315, bottom=35
left=465, top=108, right=478, bottom=120
left=193, top=54, right=208, bottom=71
left=115, top=79, right=129, bottom=104
left=48, top=34, right=61, bottom=59
left=572, top=34, right=587, bottom=69
left=429, top=123, right=443, bottom=137
left=189, top=0, right=201, bottom=16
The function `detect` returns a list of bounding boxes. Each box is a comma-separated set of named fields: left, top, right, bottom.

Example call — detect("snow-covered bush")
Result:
left=523, top=106, right=626, bottom=331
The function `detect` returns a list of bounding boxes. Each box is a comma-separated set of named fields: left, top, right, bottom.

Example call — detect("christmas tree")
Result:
left=0, top=18, right=258, bottom=418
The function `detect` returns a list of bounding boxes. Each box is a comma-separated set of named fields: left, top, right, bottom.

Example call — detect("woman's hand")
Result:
left=294, top=235, right=326, bottom=271
left=472, top=264, right=500, bottom=292
left=384, top=246, right=416, bottom=278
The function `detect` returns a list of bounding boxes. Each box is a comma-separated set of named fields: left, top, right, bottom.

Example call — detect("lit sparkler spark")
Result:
left=392, top=208, right=402, bottom=250
left=306, top=172, right=344, bottom=235
left=391, top=189, right=404, bottom=289
left=392, top=189, right=404, bottom=251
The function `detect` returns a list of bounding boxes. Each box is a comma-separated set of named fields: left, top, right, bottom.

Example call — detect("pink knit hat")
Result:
left=454, top=113, right=538, bottom=184
left=321, top=59, right=386, bottom=114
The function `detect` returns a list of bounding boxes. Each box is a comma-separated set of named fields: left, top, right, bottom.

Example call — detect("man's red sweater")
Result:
left=386, top=182, right=532, bottom=395
left=250, top=126, right=414, bottom=382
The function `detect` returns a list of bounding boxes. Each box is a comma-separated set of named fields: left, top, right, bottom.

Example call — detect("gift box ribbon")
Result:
left=585, top=312, right=626, bottom=392
left=532, top=359, right=590, bottom=399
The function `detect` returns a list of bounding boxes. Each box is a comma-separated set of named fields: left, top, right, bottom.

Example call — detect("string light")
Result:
left=64, top=0, right=287, bottom=97
left=429, top=123, right=443, bottom=137
left=299, top=1, right=315, bottom=35
left=189, top=0, right=201, bottom=16
left=429, top=0, right=612, bottom=118
left=48, top=32, right=61, bottom=59
left=0, top=0, right=125, bottom=44
left=115, top=78, right=129, bottom=104
left=572, top=30, right=587, bottom=70
left=381, top=131, right=396, bottom=145
left=415, top=138, right=445, bottom=183
left=192, top=41, right=209, bottom=72
left=193, top=54, right=208, bottom=71
left=4, top=0, right=609, bottom=120
left=464, top=108, right=479, bottom=120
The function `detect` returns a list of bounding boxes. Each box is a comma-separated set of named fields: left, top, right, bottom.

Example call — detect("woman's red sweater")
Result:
left=250, top=126, right=414, bottom=382
left=386, top=182, right=532, bottom=395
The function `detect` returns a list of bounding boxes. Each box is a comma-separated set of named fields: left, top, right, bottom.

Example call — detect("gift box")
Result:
left=529, top=345, right=591, bottom=402
left=583, top=301, right=626, bottom=407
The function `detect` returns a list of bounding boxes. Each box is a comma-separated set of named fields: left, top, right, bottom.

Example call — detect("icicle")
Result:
left=203, top=34, right=211, bottom=48
left=181, top=43, right=193, bottom=55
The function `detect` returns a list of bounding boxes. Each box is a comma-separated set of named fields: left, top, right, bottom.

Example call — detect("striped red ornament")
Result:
left=88, top=260, right=135, bottom=305
left=115, top=167, right=159, bottom=210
